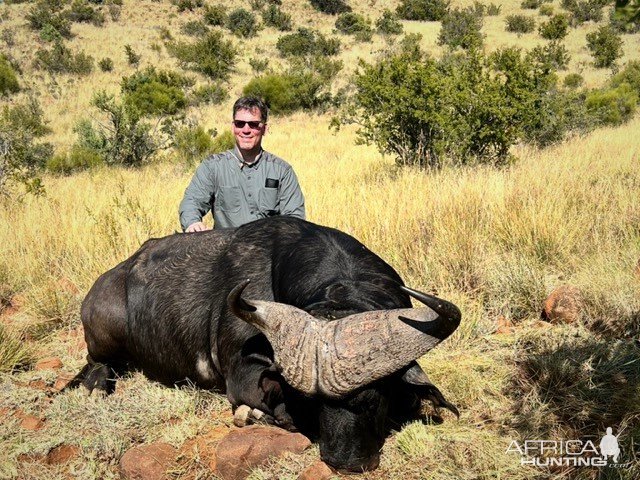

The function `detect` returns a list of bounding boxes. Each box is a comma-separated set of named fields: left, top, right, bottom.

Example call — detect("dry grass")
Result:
left=0, top=1, right=639, bottom=479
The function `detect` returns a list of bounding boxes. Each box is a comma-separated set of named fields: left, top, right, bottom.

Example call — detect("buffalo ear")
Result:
left=402, top=363, right=460, bottom=418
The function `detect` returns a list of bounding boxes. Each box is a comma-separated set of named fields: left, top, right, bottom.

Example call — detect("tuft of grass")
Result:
left=0, top=325, right=33, bottom=373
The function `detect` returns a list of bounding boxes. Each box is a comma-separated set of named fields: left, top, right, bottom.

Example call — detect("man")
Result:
left=179, top=97, right=305, bottom=232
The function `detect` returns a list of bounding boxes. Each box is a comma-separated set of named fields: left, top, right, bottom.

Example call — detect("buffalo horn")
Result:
left=227, top=280, right=461, bottom=399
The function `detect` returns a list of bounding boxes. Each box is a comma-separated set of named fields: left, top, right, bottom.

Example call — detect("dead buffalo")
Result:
left=72, top=216, right=460, bottom=472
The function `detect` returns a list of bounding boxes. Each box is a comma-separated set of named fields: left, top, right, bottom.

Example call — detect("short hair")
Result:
left=233, top=96, right=269, bottom=123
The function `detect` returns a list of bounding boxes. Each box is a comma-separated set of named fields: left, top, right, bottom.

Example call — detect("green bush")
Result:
left=210, top=129, right=235, bottom=154
left=39, top=23, right=64, bottom=42
left=67, top=0, right=105, bottom=26
left=539, top=4, right=554, bottom=15
left=172, top=0, right=204, bottom=12
left=166, top=30, right=237, bottom=80
left=396, top=0, right=450, bottom=21
left=33, top=41, right=94, bottom=75
left=586, top=25, right=624, bottom=68
left=438, top=7, right=484, bottom=50
left=563, top=72, right=584, bottom=88
left=124, top=44, right=141, bottom=66
left=121, top=67, right=191, bottom=116
left=98, top=57, right=114, bottom=72
left=309, top=0, right=351, bottom=15
left=376, top=9, right=404, bottom=35
left=486, top=3, right=501, bottom=15
left=0, top=55, right=20, bottom=96
left=226, top=8, right=260, bottom=38
left=585, top=83, right=637, bottom=125
left=505, top=14, right=536, bottom=34
left=262, top=5, right=292, bottom=31
left=335, top=12, right=373, bottom=41
left=46, top=145, right=104, bottom=175
left=609, top=6, right=640, bottom=33
left=521, top=0, right=550, bottom=9
left=0, top=98, right=52, bottom=197
left=249, top=57, right=269, bottom=73
left=562, top=0, right=606, bottom=25
left=203, top=4, right=227, bottom=26
left=26, top=1, right=73, bottom=39
left=243, top=71, right=331, bottom=114
left=529, top=40, right=570, bottom=70
left=338, top=47, right=558, bottom=167
left=538, top=14, right=568, bottom=40
left=173, top=124, right=214, bottom=164
left=276, top=28, right=340, bottom=57
left=610, top=60, right=640, bottom=94
left=190, top=83, right=228, bottom=105
left=181, top=20, right=209, bottom=36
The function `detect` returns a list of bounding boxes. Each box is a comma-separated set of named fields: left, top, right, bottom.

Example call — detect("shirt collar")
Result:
left=233, top=146, right=263, bottom=169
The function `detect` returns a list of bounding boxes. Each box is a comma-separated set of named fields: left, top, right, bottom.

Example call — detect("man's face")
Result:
left=232, top=107, right=266, bottom=153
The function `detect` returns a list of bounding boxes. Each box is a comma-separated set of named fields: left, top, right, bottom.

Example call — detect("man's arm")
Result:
left=179, top=159, right=217, bottom=231
left=278, top=166, right=305, bottom=219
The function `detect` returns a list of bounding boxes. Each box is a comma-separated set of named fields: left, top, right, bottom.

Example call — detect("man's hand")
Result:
left=185, top=222, right=211, bottom=233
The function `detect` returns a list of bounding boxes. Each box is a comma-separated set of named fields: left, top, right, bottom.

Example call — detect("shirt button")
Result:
left=250, top=211, right=254, bottom=214
left=248, top=193, right=252, bottom=197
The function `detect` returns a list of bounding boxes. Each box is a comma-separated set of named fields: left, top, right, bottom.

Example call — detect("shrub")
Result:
left=108, top=2, right=121, bottom=21
left=563, top=72, right=584, bottom=88
left=262, top=5, right=292, bottom=31
left=335, top=12, right=373, bottom=41
left=243, top=71, right=330, bottom=114
left=121, top=67, right=190, bottom=116
left=39, top=24, right=63, bottom=42
left=191, top=83, right=228, bottom=105
left=438, top=7, right=484, bottom=50
left=0, top=325, right=33, bottom=373
left=609, top=6, right=640, bottom=33
left=276, top=28, right=340, bottom=57
left=124, top=44, right=141, bottom=66
left=486, top=3, right=501, bottom=15
left=172, top=0, right=204, bottom=12
left=338, top=47, right=557, bottom=167
left=46, top=145, right=104, bottom=175
left=2, top=29, right=15, bottom=47
left=309, top=0, right=351, bottom=15
left=173, top=124, right=214, bottom=164
left=376, top=9, right=403, bottom=35
left=396, top=0, right=450, bottom=21
left=181, top=20, right=209, bottom=36
left=610, top=60, right=640, bottom=94
left=505, top=14, right=536, bottom=34
left=529, top=40, right=571, bottom=70
left=33, top=41, right=94, bottom=75
left=166, top=30, right=237, bottom=80
left=0, top=98, right=52, bottom=197
left=585, top=83, right=637, bottom=125
left=67, top=0, right=105, bottom=26
left=26, top=1, right=73, bottom=39
left=521, top=0, right=550, bottom=9
left=203, top=4, right=227, bottom=26
left=210, top=129, right=235, bottom=154
left=562, top=0, right=606, bottom=25
left=226, top=8, right=260, bottom=38
left=0, top=55, right=19, bottom=96
left=539, top=4, right=554, bottom=15
left=539, top=14, right=569, bottom=39
left=249, top=57, right=269, bottom=73
left=98, top=57, right=114, bottom=72
left=586, top=26, right=624, bottom=68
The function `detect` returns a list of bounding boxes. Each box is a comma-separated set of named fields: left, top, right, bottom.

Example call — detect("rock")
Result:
left=215, top=426, right=311, bottom=480
left=495, top=315, right=514, bottom=334
left=119, top=442, right=177, bottom=480
left=35, top=357, right=63, bottom=371
left=542, top=285, right=582, bottom=324
left=298, top=460, right=334, bottom=480
left=47, top=444, right=80, bottom=465
left=179, top=424, right=233, bottom=473
left=20, top=414, right=44, bottom=431
left=53, top=373, right=76, bottom=392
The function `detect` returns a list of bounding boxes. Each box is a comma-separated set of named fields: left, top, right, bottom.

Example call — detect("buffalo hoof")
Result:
left=233, top=405, right=252, bottom=427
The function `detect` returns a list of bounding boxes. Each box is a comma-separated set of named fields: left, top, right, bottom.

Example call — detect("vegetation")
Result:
left=276, top=28, right=340, bottom=57
left=34, top=41, right=93, bottom=75
left=396, top=0, right=450, bottom=21
left=225, top=8, right=261, bottom=38
left=46, top=145, right=104, bottom=175
left=203, top=4, right=227, bottom=26
left=0, top=55, right=19, bottom=96
left=309, top=0, right=351, bottom=15
left=562, top=0, right=607, bottom=25
left=166, top=31, right=237, bottom=80
left=438, top=7, right=484, bottom=50
left=173, top=124, right=214, bottom=164
left=563, top=72, right=584, bottom=88
left=121, top=67, right=191, bottom=116
left=261, top=5, right=292, bottom=31
left=538, top=13, right=569, bottom=40
left=376, top=9, right=404, bottom=35
left=335, top=12, right=373, bottom=41
left=586, top=25, right=624, bottom=68
left=529, top=40, right=571, bottom=70
left=505, top=14, right=536, bottom=34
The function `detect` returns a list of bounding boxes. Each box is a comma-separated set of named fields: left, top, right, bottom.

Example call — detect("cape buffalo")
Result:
left=73, top=216, right=460, bottom=472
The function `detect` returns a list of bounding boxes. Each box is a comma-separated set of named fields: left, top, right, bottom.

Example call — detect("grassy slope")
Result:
left=1, top=1, right=639, bottom=479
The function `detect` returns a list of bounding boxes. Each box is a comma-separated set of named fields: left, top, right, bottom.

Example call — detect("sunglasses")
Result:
left=233, top=120, right=264, bottom=130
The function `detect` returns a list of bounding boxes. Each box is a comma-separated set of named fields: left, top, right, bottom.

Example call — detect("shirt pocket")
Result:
left=259, top=187, right=279, bottom=214
left=216, top=186, right=242, bottom=213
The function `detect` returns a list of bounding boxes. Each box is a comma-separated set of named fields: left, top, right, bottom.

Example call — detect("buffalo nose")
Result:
left=331, top=454, right=380, bottom=474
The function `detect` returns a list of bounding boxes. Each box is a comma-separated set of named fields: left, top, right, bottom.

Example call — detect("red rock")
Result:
left=298, top=460, right=334, bottom=480
left=35, top=357, right=63, bottom=371
left=495, top=315, right=514, bottom=334
left=20, top=415, right=44, bottom=431
left=215, top=426, right=311, bottom=480
left=542, top=285, right=582, bottom=324
left=47, top=444, right=80, bottom=465
left=53, top=373, right=76, bottom=392
left=119, top=443, right=177, bottom=480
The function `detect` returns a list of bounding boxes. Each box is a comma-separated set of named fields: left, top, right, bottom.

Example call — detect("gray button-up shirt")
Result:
left=179, top=148, right=306, bottom=230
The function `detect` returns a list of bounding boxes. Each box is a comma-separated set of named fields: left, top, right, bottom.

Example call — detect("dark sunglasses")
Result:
left=233, top=120, right=264, bottom=130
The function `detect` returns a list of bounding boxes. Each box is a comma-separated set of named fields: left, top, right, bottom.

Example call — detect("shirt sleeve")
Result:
left=279, top=165, right=306, bottom=220
left=178, top=158, right=217, bottom=231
